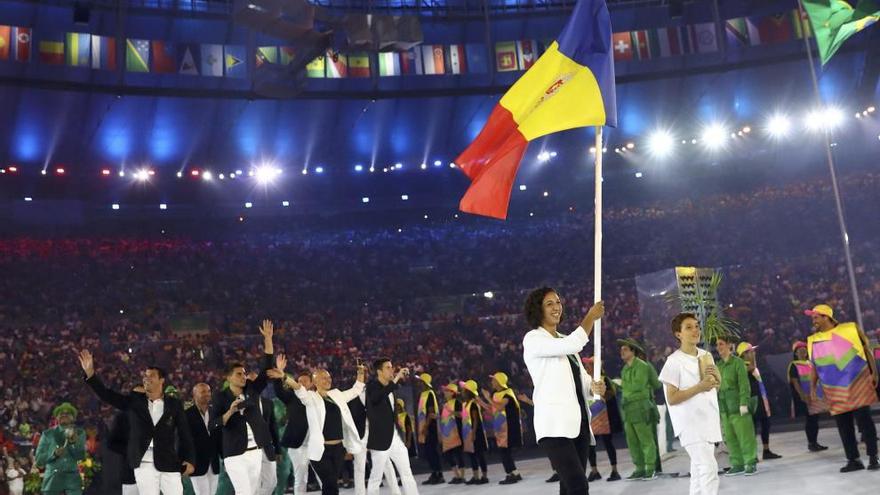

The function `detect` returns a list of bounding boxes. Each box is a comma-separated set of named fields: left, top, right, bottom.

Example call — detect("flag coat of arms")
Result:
left=201, top=44, right=224, bottom=77
left=454, top=0, right=617, bottom=219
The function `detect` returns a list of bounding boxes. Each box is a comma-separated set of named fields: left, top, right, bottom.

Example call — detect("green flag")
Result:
left=802, top=0, right=880, bottom=65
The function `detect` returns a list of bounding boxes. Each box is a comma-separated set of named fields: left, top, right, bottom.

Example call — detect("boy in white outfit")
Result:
left=658, top=313, right=723, bottom=495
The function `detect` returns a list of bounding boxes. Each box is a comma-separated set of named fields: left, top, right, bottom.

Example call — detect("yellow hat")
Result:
left=804, top=304, right=836, bottom=322
left=736, top=342, right=758, bottom=357
left=489, top=372, right=509, bottom=388
left=442, top=382, right=459, bottom=394
left=418, top=373, right=433, bottom=387
left=460, top=379, right=479, bottom=395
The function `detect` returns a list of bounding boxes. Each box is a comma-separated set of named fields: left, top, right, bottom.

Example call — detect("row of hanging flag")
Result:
left=0, top=9, right=813, bottom=78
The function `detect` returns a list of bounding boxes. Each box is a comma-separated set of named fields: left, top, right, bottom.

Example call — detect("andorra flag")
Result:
left=454, top=0, right=617, bottom=219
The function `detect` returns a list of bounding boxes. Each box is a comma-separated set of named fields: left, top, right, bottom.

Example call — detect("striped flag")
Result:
left=151, top=41, right=176, bottom=73
left=256, top=46, right=278, bottom=67
left=516, top=40, right=538, bottom=70
left=200, top=44, right=223, bottom=77
left=495, top=41, right=517, bottom=71
left=326, top=50, right=347, bottom=78
left=611, top=31, right=633, bottom=61
left=224, top=45, right=246, bottom=78
left=0, top=26, right=9, bottom=60
left=421, top=45, right=445, bottom=74
left=12, top=27, right=31, bottom=62
left=90, top=35, right=116, bottom=70
left=125, top=38, right=150, bottom=72
left=349, top=52, right=370, bottom=77
left=306, top=56, right=325, bottom=77
left=39, top=34, right=65, bottom=65
left=401, top=49, right=418, bottom=75
left=630, top=30, right=659, bottom=60
left=65, top=32, right=91, bottom=67
left=447, top=44, right=468, bottom=74
left=378, top=52, right=401, bottom=76
left=178, top=44, right=200, bottom=75
left=412, top=46, right=424, bottom=74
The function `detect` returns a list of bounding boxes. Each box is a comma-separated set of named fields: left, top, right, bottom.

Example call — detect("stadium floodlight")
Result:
left=401, top=195, right=409, bottom=201
left=700, top=123, right=727, bottom=150
left=159, top=204, right=167, bottom=210
left=202, top=171, right=213, bottom=181
left=805, top=106, right=844, bottom=132
left=135, top=169, right=151, bottom=181
left=255, top=166, right=281, bottom=184
left=362, top=197, right=370, bottom=203
left=354, top=164, right=364, bottom=172
left=766, top=114, right=791, bottom=138
left=282, top=200, right=290, bottom=207
left=315, top=166, right=324, bottom=174
left=244, top=202, right=253, bottom=208
left=537, top=151, right=551, bottom=162
left=646, top=129, right=675, bottom=158
left=635, top=172, right=643, bottom=178
left=519, top=185, right=527, bottom=191
left=111, top=203, right=120, bottom=210
left=483, top=291, right=494, bottom=299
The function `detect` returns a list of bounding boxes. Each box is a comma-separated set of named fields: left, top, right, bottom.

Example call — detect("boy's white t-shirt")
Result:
left=658, top=348, right=723, bottom=447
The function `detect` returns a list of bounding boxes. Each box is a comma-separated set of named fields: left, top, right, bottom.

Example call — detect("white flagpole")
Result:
left=593, top=125, right=603, bottom=398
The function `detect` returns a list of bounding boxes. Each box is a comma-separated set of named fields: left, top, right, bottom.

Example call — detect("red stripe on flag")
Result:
left=455, top=104, right=528, bottom=220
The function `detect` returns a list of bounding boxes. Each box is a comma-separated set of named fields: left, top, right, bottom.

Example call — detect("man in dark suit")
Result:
left=78, top=350, right=195, bottom=495
left=273, top=370, right=312, bottom=495
left=258, top=393, right=281, bottom=495
left=186, top=383, right=221, bottom=495
left=365, top=358, right=419, bottom=495
left=210, top=319, right=276, bottom=494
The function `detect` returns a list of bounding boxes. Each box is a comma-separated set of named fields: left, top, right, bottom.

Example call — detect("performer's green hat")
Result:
left=52, top=402, right=78, bottom=419
left=616, top=338, right=645, bottom=355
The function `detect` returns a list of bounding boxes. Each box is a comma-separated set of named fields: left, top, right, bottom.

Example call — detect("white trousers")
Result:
left=122, top=483, right=139, bottom=495
left=134, top=462, right=182, bottom=495
left=190, top=470, right=218, bottom=495
left=367, top=434, right=418, bottom=495
left=225, top=449, right=264, bottom=495
left=684, top=442, right=719, bottom=495
left=287, top=445, right=312, bottom=495
left=354, top=448, right=401, bottom=495
left=258, top=454, right=278, bottom=495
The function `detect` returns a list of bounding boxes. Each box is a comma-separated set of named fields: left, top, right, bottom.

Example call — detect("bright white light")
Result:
left=483, top=291, right=494, bottom=299
left=529, top=212, right=534, bottom=217
left=362, top=197, right=370, bottom=203
left=434, top=160, right=442, bottom=167
left=647, top=129, right=675, bottom=158
left=41, top=170, right=47, bottom=175
left=24, top=197, right=32, bottom=202
left=255, top=166, right=281, bottom=184
left=401, top=195, right=409, bottom=201
left=394, top=163, right=403, bottom=169
left=543, top=191, right=550, bottom=197
left=282, top=200, right=290, bottom=207
left=369, top=167, right=375, bottom=173
left=766, top=114, right=791, bottom=138
left=176, top=171, right=183, bottom=178
left=159, top=204, right=167, bottom=210
left=202, top=171, right=213, bottom=181
left=235, top=169, right=243, bottom=175
left=301, top=169, right=308, bottom=175
left=805, top=106, right=845, bottom=132
left=537, top=151, right=551, bottom=162
left=218, top=173, right=225, bottom=180
left=519, top=185, right=527, bottom=191
left=135, top=169, right=151, bottom=181
left=635, top=172, right=643, bottom=178
left=354, top=165, right=364, bottom=172
left=550, top=151, right=558, bottom=157
left=700, top=123, right=727, bottom=150
left=420, top=163, right=427, bottom=170
left=111, top=203, right=120, bottom=210
left=589, top=146, right=597, bottom=153
left=449, top=163, right=456, bottom=168
left=244, top=202, right=253, bottom=208
left=626, top=142, right=635, bottom=150
left=423, top=214, right=428, bottom=219
left=315, top=166, right=324, bottom=174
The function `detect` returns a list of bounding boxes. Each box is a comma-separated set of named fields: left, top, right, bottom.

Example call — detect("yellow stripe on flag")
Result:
left=499, top=42, right=605, bottom=141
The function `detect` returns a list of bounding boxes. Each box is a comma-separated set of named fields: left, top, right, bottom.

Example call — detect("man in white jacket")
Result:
left=522, top=287, right=605, bottom=495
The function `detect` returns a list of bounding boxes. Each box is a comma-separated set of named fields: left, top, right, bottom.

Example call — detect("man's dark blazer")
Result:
left=365, top=379, right=398, bottom=451
left=210, top=353, right=276, bottom=459
left=184, top=405, right=221, bottom=476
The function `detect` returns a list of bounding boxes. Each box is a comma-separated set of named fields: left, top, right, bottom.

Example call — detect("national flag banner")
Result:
left=495, top=41, right=518, bottom=72
left=326, top=50, right=347, bottom=78
left=151, top=41, right=176, bottom=73
left=279, top=46, right=296, bottom=65
left=348, top=52, right=371, bottom=77
left=447, top=44, right=468, bottom=74
left=39, top=33, right=65, bottom=65
left=200, top=44, right=223, bottom=77
left=0, top=26, right=10, bottom=61
left=378, top=52, right=401, bottom=76
left=224, top=45, right=246, bottom=78
left=90, top=35, right=116, bottom=70
left=421, top=45, right=445, bottom=75
left=12, top=27, right=32, bottom=62
left=792, top=8, right=814, bottom=39
left=412, top=46, right=424, bottom=75
left=803, top=0, right=880, bottom=65
left=692, top=22, right=719, bottom=53
left=256, top=46, right=278, bottom=67
left=65, top=32, right=90, bottom=67
left=454, top=0, right=616, bottom=219
left=401, top=49, right=418, bottom=75
left=306, top=56, right=325, bottom=77
left=611, top=31, right=633, bottom=61
left=749, top=13, right=794, bottom=44
left=630, top=30, right=659, bottom=60
left=125, top=38, right=150, bottom=72
left=657, top=26, right=689, bottom=57
left=725, top=17, right=751, bottom=47
left=465, top=44, right=488, bottom=73
left=516, top=40, right=538, bottom=70
left=178, top=43, right=200, bottom=75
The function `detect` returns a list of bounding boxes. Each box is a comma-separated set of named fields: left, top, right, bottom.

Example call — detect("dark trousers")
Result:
left=805, top=414, right=819, bottom=445
left=419, top=424, right=442, bottom=473
left=499, top=447, right=517, bottom=473
left=468, top=450, right=487, bottom=473
left=836, top=406, right=878, bottom=461
left=539, top=421, right=591, bottom=495
left=587, top=434, right=617, bottom=468
left=311, top=443, right=345, bottom=495
left=443, top=447, right=465, bottom=469
left=754, top=413, right=771, bottom=445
